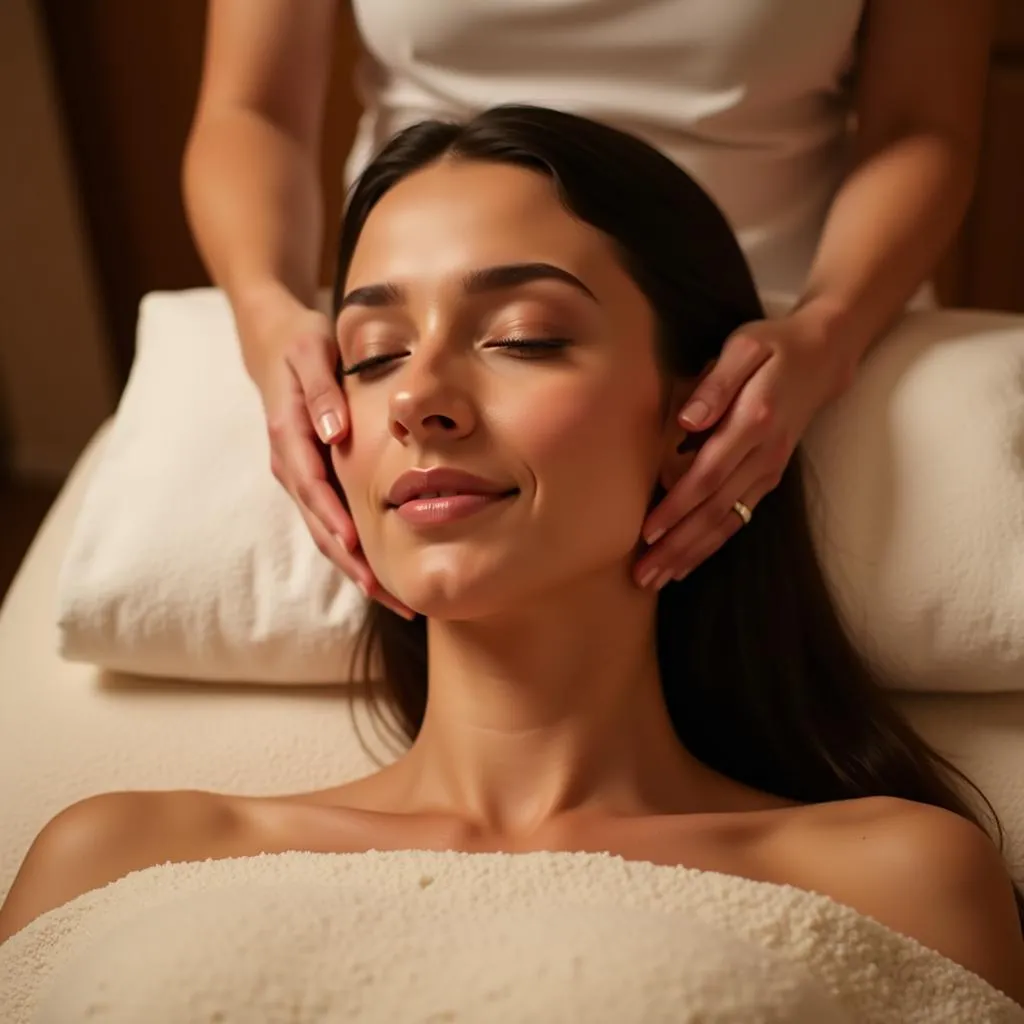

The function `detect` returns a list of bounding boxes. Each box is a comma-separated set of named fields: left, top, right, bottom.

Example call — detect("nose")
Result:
left=388, top=353, right=476, bottom=445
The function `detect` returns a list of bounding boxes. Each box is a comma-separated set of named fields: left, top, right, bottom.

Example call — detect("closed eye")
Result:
left=486, top=337, right=571, bottom=357
left=340, top=338, right=570, bottom=379
left=340, top=352, right=405, bottom=378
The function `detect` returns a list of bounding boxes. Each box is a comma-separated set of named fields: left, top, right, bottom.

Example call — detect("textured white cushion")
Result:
left=56, top=289, right=364, bottom=684
left=56, top=290, right=1024, bottom=691
left=802, top=308, right=1024, bottom=692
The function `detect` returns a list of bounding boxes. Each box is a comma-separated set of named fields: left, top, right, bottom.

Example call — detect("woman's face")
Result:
left=333, top=159, right=677, bottom=618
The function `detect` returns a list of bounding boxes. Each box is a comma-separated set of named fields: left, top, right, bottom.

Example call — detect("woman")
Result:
left=181, top=1, right=994, bottom=617
left=4, top=107, right=1023, bottom=1006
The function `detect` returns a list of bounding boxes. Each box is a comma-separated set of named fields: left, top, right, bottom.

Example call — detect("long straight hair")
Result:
left=330, top=105, right=1023, bottom=926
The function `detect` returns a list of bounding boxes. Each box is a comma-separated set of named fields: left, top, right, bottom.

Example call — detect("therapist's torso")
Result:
left=345, top=0, right=865, bottom=299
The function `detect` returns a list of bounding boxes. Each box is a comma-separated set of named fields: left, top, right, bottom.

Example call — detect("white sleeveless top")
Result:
left=346, top=0, right=865, bottom=300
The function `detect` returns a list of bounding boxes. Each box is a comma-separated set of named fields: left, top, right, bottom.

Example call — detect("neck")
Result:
left=386, top=568, right=722, bottom=838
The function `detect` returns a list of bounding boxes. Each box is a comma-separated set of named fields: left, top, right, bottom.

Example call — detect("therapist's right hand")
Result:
left=252, top=305, right=416, bottom=620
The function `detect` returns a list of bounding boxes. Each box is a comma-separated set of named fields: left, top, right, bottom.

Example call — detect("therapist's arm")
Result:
left=182, top=0, right=407, bottom=605
left=638, top=0, right=996, bottom=583
left=182, top=0, right=339, bottom=381
left=793, top=0, right=995, bottom=382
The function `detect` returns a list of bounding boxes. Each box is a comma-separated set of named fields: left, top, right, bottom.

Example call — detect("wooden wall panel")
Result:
left=965, top=66, right=1024, bottom=311
left=940, top=0, right=1024, bottom=311
left=0, top=0, right=116, bottom=480
left=994, top=0, right=1024, bottom=53
left=39, top=1, right=207, bottom=380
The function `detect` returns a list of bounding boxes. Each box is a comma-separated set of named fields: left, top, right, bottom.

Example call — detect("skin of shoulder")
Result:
left=0, top=789, right=236, bottom=946
left=793, top=796, right=1024, bottom=1006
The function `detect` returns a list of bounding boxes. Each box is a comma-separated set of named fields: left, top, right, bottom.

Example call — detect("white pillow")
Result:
left=802, top=307, right=1024, bottom=693
left=57, top=290, right=1024, bottom=691
left=56, top=289, right=365, bottom=684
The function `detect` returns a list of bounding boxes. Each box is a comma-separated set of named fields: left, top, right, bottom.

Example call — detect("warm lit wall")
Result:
left=0, top=0, right=116, bottom=482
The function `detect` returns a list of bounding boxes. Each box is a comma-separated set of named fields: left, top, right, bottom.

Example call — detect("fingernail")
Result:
left=333, top=532, right=353, bottom=554
left=655, top=570, right=674, bottom=591
left=644, top=527, right=666, bottom=546
left=639, top=567, right=659, bottom=589
left=356, top=580, right=369, bottom=599
left=673, top=569, right=689, bottom=582
left=318, top=411, right=342, bottom=442
left=680, top=400, right=708, bottom=429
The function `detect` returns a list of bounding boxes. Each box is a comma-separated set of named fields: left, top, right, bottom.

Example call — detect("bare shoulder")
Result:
left=795, top=796, right=1024, bottom=1005
left=0, top=789, right=236, bottom=946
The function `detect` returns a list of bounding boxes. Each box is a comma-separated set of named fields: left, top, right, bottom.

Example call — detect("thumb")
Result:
left=679, top=331, right=769, bottom=430
left=288, top=332, right=349, bottom=443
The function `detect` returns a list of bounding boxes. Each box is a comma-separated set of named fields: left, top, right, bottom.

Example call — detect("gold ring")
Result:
left=732, top=500, right=753, bottom=525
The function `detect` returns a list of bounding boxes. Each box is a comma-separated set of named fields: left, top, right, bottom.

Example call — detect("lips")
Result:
left=385, top=467, right=519, bottom=508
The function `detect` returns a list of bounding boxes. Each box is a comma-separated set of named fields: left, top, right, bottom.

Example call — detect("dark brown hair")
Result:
left=331, top=105, right=1023, bottom=926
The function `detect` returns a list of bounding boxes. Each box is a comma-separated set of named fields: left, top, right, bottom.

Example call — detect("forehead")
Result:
left=344, top=159, right=619, bottom=289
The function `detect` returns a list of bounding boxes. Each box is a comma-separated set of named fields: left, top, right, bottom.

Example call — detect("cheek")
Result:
left=518, top=368, right=663, bottom=525
left=330, top=397, right=389, bottom=527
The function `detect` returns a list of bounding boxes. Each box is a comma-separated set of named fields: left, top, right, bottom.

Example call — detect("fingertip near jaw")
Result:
left=636, top=565, right=669, bottom=590
left=349, top=574, right=417, bottom=621
left=636, top=562, right=688, bottom=591
left=318, top=411, right=343, bottom=442
left=370, top=590, right=418, bottom=622
left=333, top=530, right=358, bottom=556
left=637, top=566, right=660, bottom=589
left=679, top=399, right=709, bottom=431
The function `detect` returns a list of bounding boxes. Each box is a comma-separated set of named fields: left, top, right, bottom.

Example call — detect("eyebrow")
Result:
left=338, top=262, right=599, bottom=311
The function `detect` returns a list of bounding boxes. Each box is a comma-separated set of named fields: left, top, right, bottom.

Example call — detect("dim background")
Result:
left=1, top=0, right=1022, bottom=602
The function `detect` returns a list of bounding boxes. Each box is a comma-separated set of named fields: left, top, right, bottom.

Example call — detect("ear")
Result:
left=658, top=362, right=714, bottom=492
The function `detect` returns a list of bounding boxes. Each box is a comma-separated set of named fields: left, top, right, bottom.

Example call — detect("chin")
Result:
left=383, top=556, right=515, bottom=621
left=392, top=580, right=498, bottom=622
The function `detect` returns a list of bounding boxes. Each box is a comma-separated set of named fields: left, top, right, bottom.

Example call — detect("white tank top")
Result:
left=346, top=0, right=865, bottom=301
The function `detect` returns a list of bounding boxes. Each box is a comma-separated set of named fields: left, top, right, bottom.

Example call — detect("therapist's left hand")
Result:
left=634, top=308, right=855, bottom=588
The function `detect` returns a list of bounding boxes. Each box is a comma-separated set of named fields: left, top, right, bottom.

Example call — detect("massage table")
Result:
left=2, top=416, right=1023, bottom=1022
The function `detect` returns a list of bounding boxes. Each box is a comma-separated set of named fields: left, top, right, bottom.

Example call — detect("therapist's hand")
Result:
left=251, top=305, right=416, bottom=619
left=635, top=309, right=855, bottom=588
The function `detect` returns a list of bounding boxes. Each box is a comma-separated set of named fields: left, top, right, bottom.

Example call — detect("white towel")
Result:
left=55, top=289, right=365, bottom=685
left=2, top=850, right=1020, bottom=1023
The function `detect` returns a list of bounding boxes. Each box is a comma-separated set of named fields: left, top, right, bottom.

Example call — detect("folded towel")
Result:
left=2, top=850, right=1021, bottom=1023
